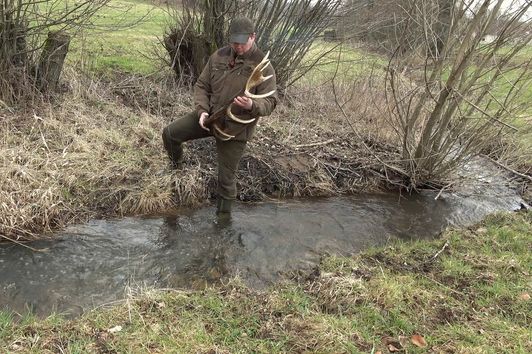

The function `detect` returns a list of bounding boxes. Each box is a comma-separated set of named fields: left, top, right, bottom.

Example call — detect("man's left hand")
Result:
left=233, top=96, right=253, bottom=110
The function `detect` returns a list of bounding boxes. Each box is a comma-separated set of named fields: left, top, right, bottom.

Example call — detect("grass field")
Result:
left=65, top=0, right=170, bottom=74
left=1, top=212, right=530, bottom=353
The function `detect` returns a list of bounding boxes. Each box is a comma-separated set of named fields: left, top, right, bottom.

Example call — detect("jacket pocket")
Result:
left=210, top=63, right=227, bottom=87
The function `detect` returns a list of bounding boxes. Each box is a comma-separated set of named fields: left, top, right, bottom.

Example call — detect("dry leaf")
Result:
left=398, top=335, right=408, bottom=347
left=388, top=344, right=402, bottom=352
left=411, top=334, right=427, bottom=348
left=107, top=325, right=123, bottom=333
left=382, top=336, right=403, bottom=352
left=519, top=293, right=530, bottom=301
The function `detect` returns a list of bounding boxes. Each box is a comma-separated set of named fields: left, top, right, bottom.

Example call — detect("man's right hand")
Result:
left=199, top=112, right=210, bottom=131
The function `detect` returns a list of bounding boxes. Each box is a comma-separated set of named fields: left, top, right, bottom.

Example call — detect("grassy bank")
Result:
left=1, top=212, right=530, bottom=353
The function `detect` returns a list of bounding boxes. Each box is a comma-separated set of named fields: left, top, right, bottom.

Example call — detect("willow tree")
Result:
left=382, top=0, right=531, bottom=186
left=163, top=0, right=342, bottom=89
left=0, top=0, right=110, bottom=103
left=163, top=0, right=227, bottom=84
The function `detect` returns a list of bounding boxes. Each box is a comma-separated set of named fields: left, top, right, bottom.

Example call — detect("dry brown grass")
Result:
left=266, top=72, right=398, bottom=148
left=0, top=71, right=400, bottom=242
left=1, top=72, right=195, bottom=242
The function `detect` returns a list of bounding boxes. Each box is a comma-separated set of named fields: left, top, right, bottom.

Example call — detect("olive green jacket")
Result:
left=194, top=43, right=278, bottom=141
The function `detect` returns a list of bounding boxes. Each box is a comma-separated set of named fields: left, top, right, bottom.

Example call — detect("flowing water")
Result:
left=0, top=161, right=525, bottom=317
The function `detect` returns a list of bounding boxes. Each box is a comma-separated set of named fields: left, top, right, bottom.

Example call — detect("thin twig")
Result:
left=483, top=155, right=532, bottom=182
left=429, top=240, right=449, bottom=262
left=453, top=90, right=519, bottom=131
left=0, top=234, right=48, bottom=252
left=292, top=139, right=335, bottom=149
left=435, top=183, right=453, bottom=200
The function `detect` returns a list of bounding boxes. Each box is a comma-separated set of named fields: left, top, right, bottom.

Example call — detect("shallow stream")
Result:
left=1, top=168, right=523, bottom=317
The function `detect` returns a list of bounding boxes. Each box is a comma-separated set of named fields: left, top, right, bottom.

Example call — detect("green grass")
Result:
left=1, top=212, right=530, bottom=353
left=439, top=45, right=532, bottom=148
left=51, top=1, right=388, bottom=80
left=298, top=41, right=388, bottom=86
left=484, top=59, right=532, bottom=148
left=64, top=0, right=170, bottom=74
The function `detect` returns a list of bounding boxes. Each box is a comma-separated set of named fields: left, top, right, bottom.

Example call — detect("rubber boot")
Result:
left=216, top=198, right=233, bottom=215
left=215, top=198, right=233, bottom=227
left=162, top=127, right=184, bottom=169
left=168, top=145, right=184, bottom=170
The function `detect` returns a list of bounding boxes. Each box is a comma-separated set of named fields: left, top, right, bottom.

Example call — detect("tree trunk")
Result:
left=164, top=29, right=211, bottom=83
left=203, top=0, right=225, bottom=50
left=190, top=33, right=212, bottom=78
left=433, top=0, right=453, bottom=57
left=36, top=31, right=70, bottom=91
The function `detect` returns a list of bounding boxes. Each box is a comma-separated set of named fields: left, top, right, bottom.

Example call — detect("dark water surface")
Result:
left=1, top=181, right=523, bottom=317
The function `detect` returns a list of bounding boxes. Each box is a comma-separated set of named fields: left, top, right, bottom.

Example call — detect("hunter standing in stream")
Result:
left=162, top=17, right=278, bottom=217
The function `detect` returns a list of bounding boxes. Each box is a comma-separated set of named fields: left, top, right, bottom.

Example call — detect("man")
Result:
left=162, top=17, right=277, bottom=216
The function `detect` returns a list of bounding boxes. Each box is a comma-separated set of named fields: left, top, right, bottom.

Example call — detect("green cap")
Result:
left=229, top=17, right=255, bottom=44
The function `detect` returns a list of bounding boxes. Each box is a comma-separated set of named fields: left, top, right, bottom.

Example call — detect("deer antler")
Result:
left=243, top=51, right=276, bottom=99
left=213, top=124, right=235, bottom=141
left=226, top=51, right=276, bottom=124
left=204, top=51, right=276, bottom=138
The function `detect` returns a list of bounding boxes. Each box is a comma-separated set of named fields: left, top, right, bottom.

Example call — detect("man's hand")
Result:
left=199, top=112, right=210, bottom=131
left=233, top=96, right=253, bottom=111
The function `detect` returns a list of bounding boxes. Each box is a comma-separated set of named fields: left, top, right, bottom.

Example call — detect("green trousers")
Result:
left=162, top=111, right=247, bottom=200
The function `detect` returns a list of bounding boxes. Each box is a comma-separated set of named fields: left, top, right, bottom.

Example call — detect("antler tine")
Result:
left=244, top=88, right=276, bottom=99
left=259, top=60, right=271, bottom=73
left=213, top=122, right=234, bottom=141
left=226, top=106, right=256, bottom=124
left=243, top=51, right=275, bottom=98
left=223, top=50, right=276, bottom=129
left=244, top=68, right=275, bottom=98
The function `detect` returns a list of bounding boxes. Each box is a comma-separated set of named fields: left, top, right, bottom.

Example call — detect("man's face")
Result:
left=231, top=33, right=256, bottom=56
